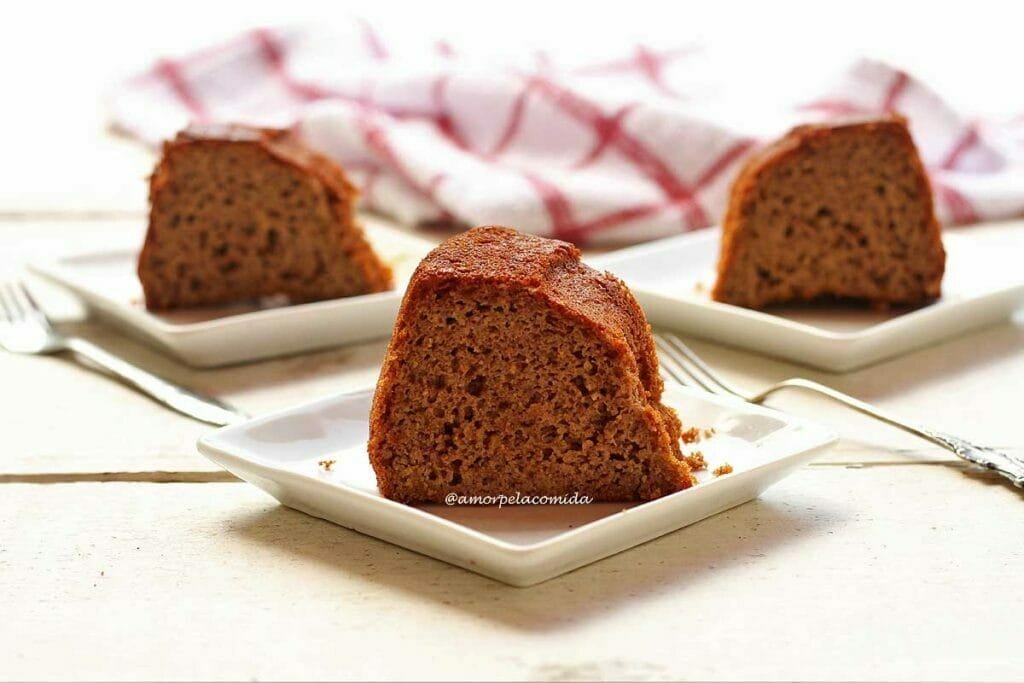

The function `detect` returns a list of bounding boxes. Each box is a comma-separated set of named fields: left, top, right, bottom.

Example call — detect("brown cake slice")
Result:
left=138, top=124, right=392, bottom=310
left=712, top=115, right=945, bottom=309
left=368, top=226, right=694, bottom=504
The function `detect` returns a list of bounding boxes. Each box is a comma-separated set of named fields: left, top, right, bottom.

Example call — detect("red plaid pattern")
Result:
left=110, top=22, right=1024, bottom=244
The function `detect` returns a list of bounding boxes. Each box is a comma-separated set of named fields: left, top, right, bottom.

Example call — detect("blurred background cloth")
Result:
left=109, top=20, right=1024, bottom=244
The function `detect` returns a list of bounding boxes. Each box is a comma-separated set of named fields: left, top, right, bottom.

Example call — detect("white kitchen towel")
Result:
left=109, top=21, right=1024, bottom=244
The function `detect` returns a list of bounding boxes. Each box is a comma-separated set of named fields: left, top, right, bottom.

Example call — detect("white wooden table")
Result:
left=3, top=6, right=1024, bottom=681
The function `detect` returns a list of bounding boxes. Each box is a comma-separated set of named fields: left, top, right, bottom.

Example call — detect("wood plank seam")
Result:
left=0, top=471, right=238, bottom=484
left=0, top=210, right=146, bottom=221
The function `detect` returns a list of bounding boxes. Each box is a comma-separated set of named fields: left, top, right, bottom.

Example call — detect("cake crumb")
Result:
left=713, top=463, right=734, bottom=477
left=682, top=426, right=716, bottom=444
left=683, top=451, right=707, bottom=471
left=681, top=427, right=701, bottom=444
left=318, top=459, right=336, bottom=471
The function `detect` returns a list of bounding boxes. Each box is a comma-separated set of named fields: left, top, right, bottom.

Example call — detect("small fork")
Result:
left=0, top=280, right=247, bottom=427
left=653, top=331, right=1024, bottom=488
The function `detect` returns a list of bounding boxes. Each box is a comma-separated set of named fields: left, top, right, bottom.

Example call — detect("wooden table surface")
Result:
left=3, top=7, right=1024, bottom=681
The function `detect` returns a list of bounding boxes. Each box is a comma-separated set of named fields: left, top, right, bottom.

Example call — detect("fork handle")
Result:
left=751, top=378, right=1024, bottom=488
left=65, top=337, right=249, bottom=427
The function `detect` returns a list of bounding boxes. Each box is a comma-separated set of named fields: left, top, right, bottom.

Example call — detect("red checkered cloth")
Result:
left=109, top=22, right=1024, bottom=245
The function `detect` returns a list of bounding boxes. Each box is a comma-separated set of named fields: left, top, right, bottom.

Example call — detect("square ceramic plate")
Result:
left=28, top=222, right=434, bottom=367
left=197, top=383, right=836, bottom=587
left=590, top=220, right=1024, bottom=372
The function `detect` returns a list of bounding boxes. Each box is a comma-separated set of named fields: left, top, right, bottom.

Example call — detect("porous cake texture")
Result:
left=138, top=124, right=392, bottom=309
left=713, top=115, right=945, bottom=309
left=369, top=226, right=695, bottom=504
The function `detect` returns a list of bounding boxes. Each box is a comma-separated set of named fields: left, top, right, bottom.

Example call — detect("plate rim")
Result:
left=589, top=227, right=1024, bottom=343
left=196, top=384, right=839, bottom=560
left=27, top=250, right=407, bottom=338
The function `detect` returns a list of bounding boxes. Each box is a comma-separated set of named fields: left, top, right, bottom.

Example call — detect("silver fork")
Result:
left=0, top=280, right=248, bottom=427
left=653, top=331, right=1024, bottom=488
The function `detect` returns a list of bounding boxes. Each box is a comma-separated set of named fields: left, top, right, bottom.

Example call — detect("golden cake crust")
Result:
left=404, top=226, right=664, bottom=394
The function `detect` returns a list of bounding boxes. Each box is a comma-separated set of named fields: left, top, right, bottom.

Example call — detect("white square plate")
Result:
left=28, top=222, right=434, bottom=367
left=197, top=383, right=836, bottom=587
left=590, top=221, right=1024, bottom=372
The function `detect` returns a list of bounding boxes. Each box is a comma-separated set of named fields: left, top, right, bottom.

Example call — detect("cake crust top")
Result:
left=158, top=124, right=359, bottom=204
left=407, top=226, right=664, bottom=399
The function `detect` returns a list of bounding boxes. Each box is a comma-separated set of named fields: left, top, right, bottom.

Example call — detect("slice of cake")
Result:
left=712, top=115, right=945, bottom=309
left=369, top=226, right=694, bottom=504
left=138, top=124, right=392, bottom=310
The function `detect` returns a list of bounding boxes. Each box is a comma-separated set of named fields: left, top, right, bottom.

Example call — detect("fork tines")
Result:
left=0, top=280, right=47, bottom=327
left=0, top=281, right=26, bottom=322
left=653, top=332, right=744, bottom=399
